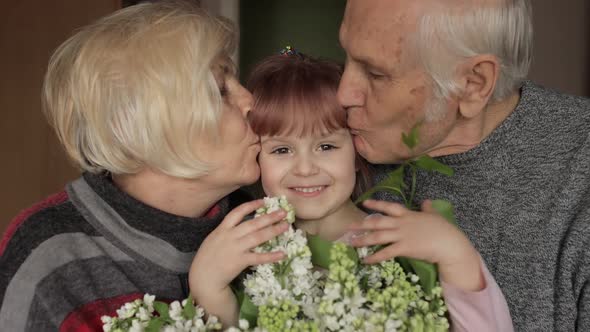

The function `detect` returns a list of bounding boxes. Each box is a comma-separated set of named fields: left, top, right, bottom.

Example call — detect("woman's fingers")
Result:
left=349, top=229, right=401, bottom=248
left=363, top=200, right=408, bottom=217
left=219, top=199, right=265, bottom=229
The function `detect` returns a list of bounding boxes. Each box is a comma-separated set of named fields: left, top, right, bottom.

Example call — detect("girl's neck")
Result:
left=295, top=200, right=367, bottom=241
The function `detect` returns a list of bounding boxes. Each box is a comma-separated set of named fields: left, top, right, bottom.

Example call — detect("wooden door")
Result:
left=0, top=0, right=121, bottom=234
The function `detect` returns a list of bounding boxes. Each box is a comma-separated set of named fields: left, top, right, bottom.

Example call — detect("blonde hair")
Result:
left=416, top=0, right=533, bottom=103
left=42, top=0, right=236, bottom=178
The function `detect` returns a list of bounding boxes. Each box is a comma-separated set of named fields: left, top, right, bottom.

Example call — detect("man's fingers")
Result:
left=235, top=209, right=287, bottom=238
left=362, top=243, right=404, bottom=264
left=363, top=200, right=408, bottom=217
left=246, top=251, right=286, bottom=266
left=220, top=199, right=265, bottom=229
left=349, top=229, right=401, bottom=248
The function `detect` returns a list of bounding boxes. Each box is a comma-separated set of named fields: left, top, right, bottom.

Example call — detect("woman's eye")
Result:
left=319, top=144, right=337, bottom=151
left=219, top=84, right=228, bottom=96
left=271, top=147, right=290, bottom=154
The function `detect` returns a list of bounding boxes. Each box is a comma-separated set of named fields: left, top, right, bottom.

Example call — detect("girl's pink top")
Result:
left=441, top=256, right=514, bottom=332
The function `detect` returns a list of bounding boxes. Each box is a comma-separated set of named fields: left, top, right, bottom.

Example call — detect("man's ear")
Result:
left=456, top=55, right=499, bottom=119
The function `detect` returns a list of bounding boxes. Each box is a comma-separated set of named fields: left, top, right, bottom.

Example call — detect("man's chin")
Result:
left=355, top=143, right=405, bottom=165
left=353, top=136, right=389, bottom=164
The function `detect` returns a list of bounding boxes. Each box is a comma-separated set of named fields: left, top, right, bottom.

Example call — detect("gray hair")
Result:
left=416, top=0, right=533, bottom=103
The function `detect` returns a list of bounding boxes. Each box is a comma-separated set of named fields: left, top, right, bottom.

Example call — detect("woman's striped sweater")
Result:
left=0, top=172, right=248, bottom=331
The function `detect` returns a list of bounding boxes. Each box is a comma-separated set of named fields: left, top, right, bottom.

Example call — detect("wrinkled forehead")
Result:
left=340, top=0, right=425, bottom=67
left=341, top=0, right=422, bottom=37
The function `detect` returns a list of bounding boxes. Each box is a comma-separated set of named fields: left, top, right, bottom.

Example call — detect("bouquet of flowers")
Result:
left=103, top=196, right=451, bottom=332
left=103, top=128, right=456, bottom=331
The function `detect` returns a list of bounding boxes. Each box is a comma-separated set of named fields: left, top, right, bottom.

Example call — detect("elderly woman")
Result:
left=0, top=2, right=287, bottom=331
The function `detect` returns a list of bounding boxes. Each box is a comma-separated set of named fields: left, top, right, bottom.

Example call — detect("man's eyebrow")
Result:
left=342, top=42, right=387, bottom=71
left=353, top=54, right=389, bottom=72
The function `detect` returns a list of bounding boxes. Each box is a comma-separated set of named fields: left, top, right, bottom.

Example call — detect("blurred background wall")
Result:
left=1, top=0, right=588, bottom=235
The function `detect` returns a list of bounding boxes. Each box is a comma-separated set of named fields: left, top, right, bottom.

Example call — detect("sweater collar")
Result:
left=435, top=80, right=538, bottom=166
left=81, top=172, right=228, bottom=252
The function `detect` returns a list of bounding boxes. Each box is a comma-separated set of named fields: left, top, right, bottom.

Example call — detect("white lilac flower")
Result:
left=143, top=294, right=155, bottom=307
left=129, top=319, right=145, bottom=332
left=169, top=301, right=183, bottom=321
left=137, top=307, right=150, bottom=321
left=102, top=196, right=450, bottom=331
left=255, top=196, right=295, bottom=224
left=238, top=319, right=250, bottom=330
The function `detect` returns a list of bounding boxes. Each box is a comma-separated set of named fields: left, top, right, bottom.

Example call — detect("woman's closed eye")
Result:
left=218, top=81, right=228, bottom=97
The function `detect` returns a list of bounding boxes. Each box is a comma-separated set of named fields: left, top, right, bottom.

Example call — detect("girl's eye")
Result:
left=318, top=144, right=337, bottom=151
left=271, top=147, right=290, bottom=154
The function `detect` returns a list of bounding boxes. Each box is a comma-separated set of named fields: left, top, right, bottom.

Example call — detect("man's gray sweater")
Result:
left=375, top=81, right=590, bottom=331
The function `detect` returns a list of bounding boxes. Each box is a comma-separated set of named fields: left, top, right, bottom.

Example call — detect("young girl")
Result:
left=190, top=50, right=513, bottom=331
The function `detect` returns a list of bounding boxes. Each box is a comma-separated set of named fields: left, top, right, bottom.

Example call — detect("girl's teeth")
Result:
left=294, top=186, right=323, bottom=193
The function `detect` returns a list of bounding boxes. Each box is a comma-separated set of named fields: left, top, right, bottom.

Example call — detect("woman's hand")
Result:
left=348, top=199, right=484, bottom=292
left=189, top=199, right=290, bottom=326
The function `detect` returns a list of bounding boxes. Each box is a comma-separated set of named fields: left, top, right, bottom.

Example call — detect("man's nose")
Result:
left=337, top=66, right=364, bottom=110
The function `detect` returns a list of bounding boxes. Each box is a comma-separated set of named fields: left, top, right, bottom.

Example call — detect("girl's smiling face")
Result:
left=258, top=128, right=357, bottom=221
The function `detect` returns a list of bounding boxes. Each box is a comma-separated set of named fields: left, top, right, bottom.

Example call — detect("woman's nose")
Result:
left=236, top=84, right=254, bottom=118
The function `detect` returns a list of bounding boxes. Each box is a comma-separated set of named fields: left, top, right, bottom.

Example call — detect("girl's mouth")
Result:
left=290, top=186, right=326, bottom=197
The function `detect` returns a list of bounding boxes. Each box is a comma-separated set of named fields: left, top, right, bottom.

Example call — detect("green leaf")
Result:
left=146, top=318, right=165, bottom=332
left=238, top=294, right=259, bottom=327
left=402, top=125, right=420, bottom=149
left=413, top=155, right=454, bottom=176
left=182, top=296, right=196, bottom=320
left=307, top=233, right=359, bottom=269
left=153, top=301, right=170, bottom=319
left=354, top=165, right=405, bottom=204
left=397, top=257, right=438, bottom=295
left=431, top=199, right=458, bottom=226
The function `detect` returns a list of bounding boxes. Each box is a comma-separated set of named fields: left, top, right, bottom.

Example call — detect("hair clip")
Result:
left=279, top=45, right=299, bottom=56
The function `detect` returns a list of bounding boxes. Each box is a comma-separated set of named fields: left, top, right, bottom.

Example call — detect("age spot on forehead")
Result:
left=410, top=86, right=426, bottom=97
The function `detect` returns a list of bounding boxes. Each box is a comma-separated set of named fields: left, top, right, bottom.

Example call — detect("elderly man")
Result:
left=338, top=0, right=590, bottom=331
